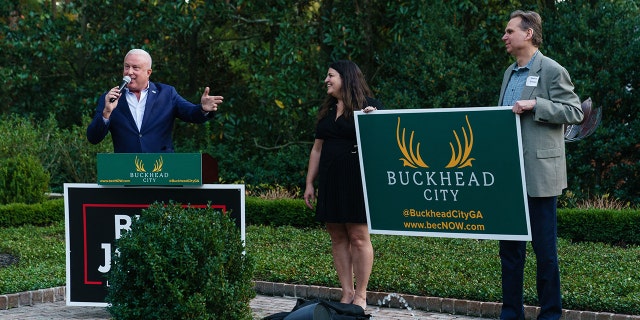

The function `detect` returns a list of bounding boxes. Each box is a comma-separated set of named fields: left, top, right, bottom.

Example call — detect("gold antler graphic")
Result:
left=152, top=156, right=163, bottom=172
left=446, top=115, right=475, bottom=168
left=134, top=156, right=146, bottom=172
left=396, top=117, right=429, bottom=168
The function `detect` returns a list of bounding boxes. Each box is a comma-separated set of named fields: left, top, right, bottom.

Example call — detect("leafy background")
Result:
left=0, top=0, right=638, bottom=204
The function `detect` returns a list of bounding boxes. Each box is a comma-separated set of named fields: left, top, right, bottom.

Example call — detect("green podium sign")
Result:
left=355, top=107, right=530, bottom=241
left=97, top=153, right=202, bottom=186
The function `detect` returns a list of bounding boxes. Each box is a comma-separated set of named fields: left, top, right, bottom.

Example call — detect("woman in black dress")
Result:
left=304, top=60, right=382, bottom=310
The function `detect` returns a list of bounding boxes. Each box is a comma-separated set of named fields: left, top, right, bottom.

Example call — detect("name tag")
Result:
left=526, top=76, right=539, bottom=87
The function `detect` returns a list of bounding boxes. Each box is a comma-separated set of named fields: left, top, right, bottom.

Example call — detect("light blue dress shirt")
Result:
left=502, top=50, right=539, bottom=106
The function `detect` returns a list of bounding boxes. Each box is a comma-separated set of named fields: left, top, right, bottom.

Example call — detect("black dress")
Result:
left=314, top=98, right=382, bottom=223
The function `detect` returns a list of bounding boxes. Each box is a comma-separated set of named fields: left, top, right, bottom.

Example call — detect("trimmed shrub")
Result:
left=0, top=198, right=64, bottom=228
left=557, top=208, right=640, bottom=246
left=106, top=202, right=255, bottom=320
left=246, top=197, right=318, bottom=228
left=3, top=197, right=640, bottom=246
left=0, top=155, right=50, bottom=205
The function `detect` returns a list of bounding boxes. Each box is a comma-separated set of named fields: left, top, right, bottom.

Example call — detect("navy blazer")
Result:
left=87, top=82, right=213, bottom=153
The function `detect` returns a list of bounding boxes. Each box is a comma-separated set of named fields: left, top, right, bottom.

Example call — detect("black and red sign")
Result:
left=64, top=183, right=244, bottom=306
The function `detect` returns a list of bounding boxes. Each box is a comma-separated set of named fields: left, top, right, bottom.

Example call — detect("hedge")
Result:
left=0, top=198, right=64, bottom=228
left=1, top=197, right=638, bottom=246
left=557, top=208, right=640, bottom=246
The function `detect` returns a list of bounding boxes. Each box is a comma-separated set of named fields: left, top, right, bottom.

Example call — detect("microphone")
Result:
left=109, top=76, right=131, bottom=103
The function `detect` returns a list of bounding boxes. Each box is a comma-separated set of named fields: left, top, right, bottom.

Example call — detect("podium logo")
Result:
left=396, top=115, right=475, bottom=169
left=134, top=156, right=164, bottom=173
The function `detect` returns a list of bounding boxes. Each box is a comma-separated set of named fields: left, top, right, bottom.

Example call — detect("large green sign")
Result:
left=97, top=153, right=202, bottom=186
left=355, top=107, right=530, bottom=240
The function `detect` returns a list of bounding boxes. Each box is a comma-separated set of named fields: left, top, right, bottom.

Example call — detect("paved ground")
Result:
left=3, top=284, right=636, bottom=320
left=0, top=294, right=487, bottom=320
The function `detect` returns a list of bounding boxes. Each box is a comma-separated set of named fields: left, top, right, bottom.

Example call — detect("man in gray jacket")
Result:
left=498, top=10, right=583, bottom=320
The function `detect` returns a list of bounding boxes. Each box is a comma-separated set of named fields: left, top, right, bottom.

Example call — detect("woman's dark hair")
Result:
left=317, top=60, right=373, bottom=122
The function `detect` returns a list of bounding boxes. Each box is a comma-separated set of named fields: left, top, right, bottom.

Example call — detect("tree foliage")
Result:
left=0, top=0, right=637, bottom=203
left=544, top=0, right=640, bottom=203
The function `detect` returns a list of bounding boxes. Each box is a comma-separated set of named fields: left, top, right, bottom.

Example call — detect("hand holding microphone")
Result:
left=109, top=76, right=131, bottom=103
left=103, top=76, right=131, bottom=120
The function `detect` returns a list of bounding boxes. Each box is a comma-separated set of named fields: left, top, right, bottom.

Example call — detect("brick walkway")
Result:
left=0, top=294, right=490, bottom=320
left=1, top=282, right=639, bottom=320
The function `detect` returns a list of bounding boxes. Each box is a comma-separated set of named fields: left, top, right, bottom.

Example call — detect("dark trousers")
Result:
left=499, top=196, right=562, bottom=320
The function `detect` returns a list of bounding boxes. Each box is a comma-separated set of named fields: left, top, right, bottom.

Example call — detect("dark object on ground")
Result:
left=0, top=253, right=19, bottom=268
left=263, top=298, right=370, bottom=320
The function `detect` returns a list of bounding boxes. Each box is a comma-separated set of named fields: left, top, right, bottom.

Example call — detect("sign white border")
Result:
left=64, top=183, right=245, bottom=307
left=355, top=107, right=530, bottom=241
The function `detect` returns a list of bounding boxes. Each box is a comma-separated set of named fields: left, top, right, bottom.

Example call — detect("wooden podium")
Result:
left=201, top=153, right=219, bottom=183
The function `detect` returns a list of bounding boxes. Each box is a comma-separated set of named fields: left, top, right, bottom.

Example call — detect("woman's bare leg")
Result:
left=346, top=223, right=373, bottom=309
left=326, top=223, right=355, bottom=303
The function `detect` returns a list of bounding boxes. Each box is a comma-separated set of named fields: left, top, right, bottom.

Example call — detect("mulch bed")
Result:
left=0, top=253, right=19, bottom=268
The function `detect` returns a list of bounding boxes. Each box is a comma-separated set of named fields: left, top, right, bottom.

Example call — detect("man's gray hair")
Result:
left=125, top=48, right=153, bottom=68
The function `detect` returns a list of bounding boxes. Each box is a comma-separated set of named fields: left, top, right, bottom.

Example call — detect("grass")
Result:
left=0, top=222, right=66, bottom=293
left=1, top=221, right=639, bottom=315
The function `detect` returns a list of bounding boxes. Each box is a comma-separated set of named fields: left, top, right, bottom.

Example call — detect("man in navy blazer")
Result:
left=498, top=10, right=583, bottom=320
left=87, top=49, right=223, bottom=153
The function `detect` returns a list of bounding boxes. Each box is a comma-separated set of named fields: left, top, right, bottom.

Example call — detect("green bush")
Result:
left=106, top=202, right=256, bottom=320
left=0, top=115, right=111, bottom=194
left=0, top=155, right=50, bottom=205
left=0, top=198, right=64, bottom=228
left=0, top=114, right=46, bottom=161
left=40, top=116, right=113, bottom=193
left=245, top=197, right=318, bottom=228
left=558, top=209, right=640, bottom=246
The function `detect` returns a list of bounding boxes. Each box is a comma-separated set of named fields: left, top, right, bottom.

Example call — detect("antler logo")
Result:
left=152, top=156, right=163, bottom=172
left=396, top=117, right=429, bottom=168
left=134, top=156, right=164, bottom=173
left=445, top=115, right=475, bottom=169
left=135, top=156, right=146, bottom=172
left=395, top=115, right=476, bottom=169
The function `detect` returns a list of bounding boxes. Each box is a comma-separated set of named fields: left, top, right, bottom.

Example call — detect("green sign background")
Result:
left=97, top=153, right=202, bottom=186
left=355, top=107, right=531, bottom=240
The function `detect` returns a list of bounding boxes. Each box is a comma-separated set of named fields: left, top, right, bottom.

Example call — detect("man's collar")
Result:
left=514, top=50, right=539, bottom=70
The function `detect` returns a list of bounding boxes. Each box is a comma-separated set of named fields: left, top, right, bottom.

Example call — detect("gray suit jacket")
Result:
left=499, top=52, right=583, bottom=197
